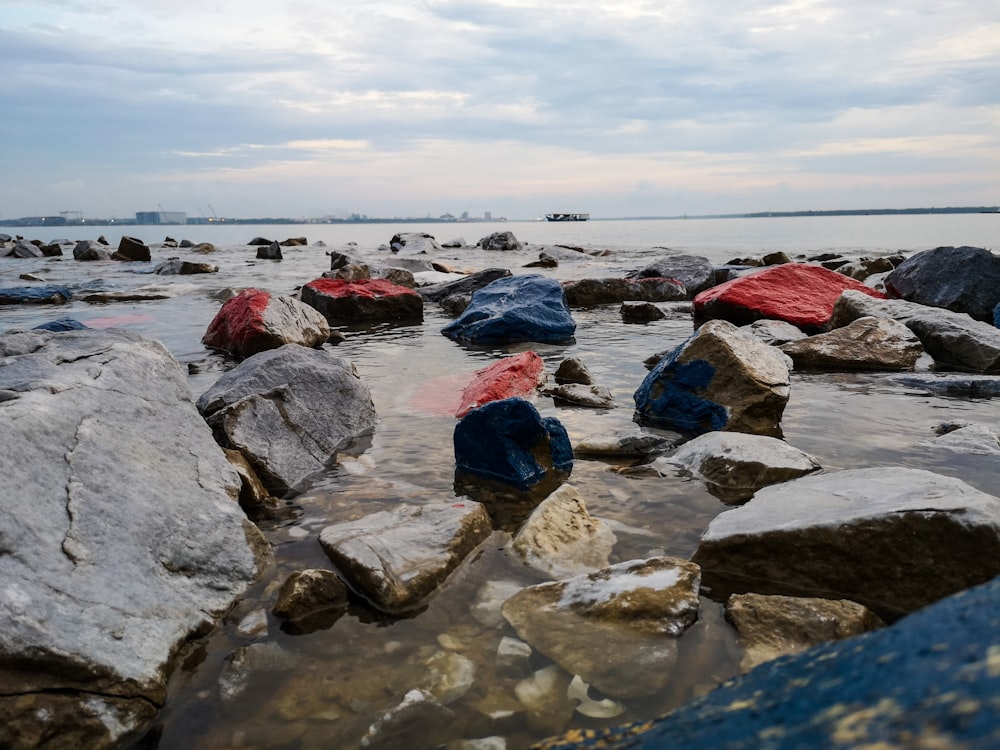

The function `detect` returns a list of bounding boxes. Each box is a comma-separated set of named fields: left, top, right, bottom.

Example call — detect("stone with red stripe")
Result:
left=301, top=278, right=424, bottom=322
left=202, top=288, right=331, bottom=357
left=694, top=263, right=886, bottom=333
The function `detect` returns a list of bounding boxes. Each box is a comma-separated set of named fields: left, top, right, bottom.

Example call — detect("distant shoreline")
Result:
left=1, top=206, right=996, bottom=228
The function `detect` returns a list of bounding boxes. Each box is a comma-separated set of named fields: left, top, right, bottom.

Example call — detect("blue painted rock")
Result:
left=453, top=397, right=572, bottom=490
left=694, top=263, right=886, bottom=333
left=0, top=285, right=72, bottom=305
left=34, top=318, right=88, bottom=332
left=886, top=245, right=1000, bottom=322
left=442, top=275, right=576, bottom=346
left=534, top=574, right=1000, bottom=749
left=301, top=278, right=424, bottom=322
left=202, top=288, right=331, bottom=358
left=633, top=319, right=790, bottom=437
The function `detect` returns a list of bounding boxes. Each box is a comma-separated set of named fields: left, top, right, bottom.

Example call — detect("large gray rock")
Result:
left=0, top=329, right=267, bottom=749
left=73, top=239, right=113, bottom=261
left=501, top=557, right=701, bottom=698
left=663, top=431, right=820, bottom=504
left=779, top=316, right=924, bottom=370
left=319, top=501, right=492, bottom=614
left=832, top=289, right=1000, bottom=372
left=390, top=231, right=440, bottom=255
left=630, top=252, right=715, bottom=297
left=693, top=467, right=1000, bottom=620
left=885, top=245, right=1000, bottom=321
left=478, top=231, right=522, bottom=252
left=197, top=344, right=377, bottom=494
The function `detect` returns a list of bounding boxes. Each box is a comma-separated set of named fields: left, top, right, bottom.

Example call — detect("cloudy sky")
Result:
left=3, top=0, right=999, bottom=220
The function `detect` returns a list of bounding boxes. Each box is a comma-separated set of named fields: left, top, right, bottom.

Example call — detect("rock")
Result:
left=456, top=351, right=547, bottom=417
left=73, top=240, right=112, bottom=261
left=391, top=232, right=440, bottom=254
left=39, top=242, right=64, bottom=257
left=778, top=316, right=924, bottom=371
left=202, top=289, right=331, bottom=358
left=885, top=245, right=1000, bottom=321
left=761, top=251, right=792, bottom=266
left=501, top=557, right=701, bottom=698
left=890, top=372, right=1000, bottom=398
left=324, top=262, right=372, bottom=281
left=280, top=236, right=308, bottom=246
left=219, top=643, right=299, bottom=704
left=197, top=344, right=377, bottom=494
left=420, top=650, right=477, bottom=704
left=0, top=285, right=72, bottom=305
left=81, top=288, right=172, bottom=303
left=832, top=289, right=1000, bottom=372
left=33, top=318, right=88, bottom=332
left=153, top=258, right=218, bottom=274
left=247, top=236, right=273, bottom=245
left=633, top=319, right=791, bottom=437
left=453, top=397, right=573, bottom=491
left=222, top=447, right=279, bottom=517
left=630, top=252, right=715, bottom=296
left=553, top=357, right=593, bottom=385
left=318, top=501, right=492, bottom=614
left=361, top=690, right=456, bottom=750
left=114, top=235, right=151, bottom=262
left=442, top=294, right=471, bottom=316
left=621, top=301, right=665, bottom=322
left=694, top=263, right=887, bottom=333
left=543, top=382, right=616, bottom=409
left=573, top=428, right=680, bottom=457
left=478, top=231, right=523, bottom=252
left=418, top=268, right=512, bottom=303
left=0, top=328, right=267, bottom=748
left=567, top=675, right=626, bottom=719
left=537, top=575, right=1000, bottom=750
left=692, top=467, right=1000, bottom=620
left=470, top=579, right=526, bottom=628
left=510, top=484, right=617, bottom=579
left=441, top=237, right=466, bottom=248
left=726, top=593, right=885, bottom=671
left=836, top=256, right=894, bottom=281
left=562, top=277, right=686, bottom=307
left=514, top=666, right=575, bottom=733
left=663, top=431, right=820, bottom=504
left=12, top=239, right=42, bottom=258
left=496, top=637, right=533, bottom=679
left=192, top=242, right=216, bottom=254
left=921, top=423, right=1000, bottom=455
left=19, top=273, right=45, bottom=282
left=743, top=319, right=807, bottom=346
left=442, top=275, right=576, bottom=346
left=272, top=569, right=348, bottom=621
left=256, top=241, right=283, bottom=260
left=301, top=278, right=424, bottom=323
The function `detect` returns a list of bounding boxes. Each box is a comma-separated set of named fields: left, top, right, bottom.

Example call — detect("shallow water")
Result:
left=2, top=216, right=999, bottom=749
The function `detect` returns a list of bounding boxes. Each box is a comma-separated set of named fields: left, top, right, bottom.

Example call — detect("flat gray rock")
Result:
left=694, top=467, right=1000, bottom=619
left=0, top=329, right=267, bottom=748
left=779, top=316, right=924, bottom=371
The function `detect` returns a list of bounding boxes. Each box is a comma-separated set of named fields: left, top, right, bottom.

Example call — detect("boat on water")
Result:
left=545, top=213, right=590, bottom=222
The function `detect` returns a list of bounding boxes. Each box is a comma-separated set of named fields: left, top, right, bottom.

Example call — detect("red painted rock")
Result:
left=202, top=288, right=331, bottom=357
left=694, top=264, right=886, bottom=333
left=456, top=352, right=547, bottom=417
left=301, top=278, right=424, bottom=322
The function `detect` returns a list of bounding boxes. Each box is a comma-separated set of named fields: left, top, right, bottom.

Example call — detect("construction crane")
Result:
left=208, top=204, right=219, bottom=222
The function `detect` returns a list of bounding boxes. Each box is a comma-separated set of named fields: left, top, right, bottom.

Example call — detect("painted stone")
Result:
left=456, top=351, right=547, bottom=417
left=202, top=288, right=331, bottom=358
left=301, top=278, right=424, bottom=322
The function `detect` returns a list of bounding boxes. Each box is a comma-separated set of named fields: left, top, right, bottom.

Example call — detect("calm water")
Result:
left=3, top=215, right=1000, bottom=749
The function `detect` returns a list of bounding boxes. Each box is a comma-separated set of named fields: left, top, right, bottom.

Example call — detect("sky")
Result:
left=2, top=0, right=999, bottom=220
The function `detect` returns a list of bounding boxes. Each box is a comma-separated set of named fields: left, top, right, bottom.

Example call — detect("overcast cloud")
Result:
left=2, top=0, right=998, bottom=219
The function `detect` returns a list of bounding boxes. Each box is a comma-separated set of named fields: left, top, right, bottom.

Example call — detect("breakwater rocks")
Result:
left=2, top=233, right=1000, bottom=748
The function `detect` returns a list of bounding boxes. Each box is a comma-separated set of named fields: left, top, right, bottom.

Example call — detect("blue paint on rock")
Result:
left=993, top=300, right=1000, bottom=329
left=442, top=274, right=576, bottom=346
left=633, top=336, right=728, bottom=434
left=0, top=286, right=72, bottom=305
left=34, top=318, right=89, bottom=332
left=536, top=574, right=1000, bottom=749
left=454, top=397, right=573, bottom=489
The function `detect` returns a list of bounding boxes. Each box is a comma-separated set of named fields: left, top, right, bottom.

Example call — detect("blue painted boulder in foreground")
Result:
left=442, top=274, right=576, bottom=346
left=535, top=574, right=1000, bottom=749
left=0, top=286, right=72, bottom=305
left=454, top=397, right=572, bottom=490
left=34, top=318, right=89, bottom=332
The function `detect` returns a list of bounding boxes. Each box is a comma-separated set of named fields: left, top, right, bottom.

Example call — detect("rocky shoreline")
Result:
left=2, top=231, right=1000, bottom=749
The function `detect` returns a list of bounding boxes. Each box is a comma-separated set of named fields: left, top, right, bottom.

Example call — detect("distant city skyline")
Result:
left=3, top=1, right=998, bottom=220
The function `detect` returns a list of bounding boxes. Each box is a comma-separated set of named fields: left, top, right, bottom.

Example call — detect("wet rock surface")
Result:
left=202, top=288, right=331, bottom=358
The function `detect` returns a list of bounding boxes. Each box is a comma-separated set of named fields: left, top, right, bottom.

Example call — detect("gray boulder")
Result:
left=0, top=328, right=267, bottom=749
left=73, top=239, right=112, bottom=261
left=743, top=319, right=807, bottom=346
left=478, top=231, right=522, bottom=252
left=196, top=344, right=377, bottom=494
left=543, top=382, right=616, bottom=409
left=630, top=252, right=715, bottom=296
left=693, top=467, right=1000, bottom=620
left=886, top=245, right=1000, bottom=321
left=319, top=501, right=492, bottom=614
left=154, top=258, right=218, bottom=274
left=390, top=232, right=440, bottom=255
left=562, top=277, right=686, bottom=307
left=417, top=268, right=512, bottom=303
left=779, top=316, right=924, bottom=371
left=921, top=422, right=1000, bottom=455
left=832, top=289, right=1000, bottom=372
left=113, top=236, right=151, bottom=262
left=663, top=431, right=820, bottom=504
left=256, top=241, right=283, bottom=260
left=501, top=557, right=701, bottom=698
left=553, top=356, right=594, bottom=385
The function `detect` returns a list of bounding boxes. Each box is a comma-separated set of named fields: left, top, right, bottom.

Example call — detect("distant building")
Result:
left=484, top=211, right=492, bottom=220
left=136, top=211, right=186, bottom=225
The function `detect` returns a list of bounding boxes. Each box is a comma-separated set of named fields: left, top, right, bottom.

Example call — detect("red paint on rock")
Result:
left=304, top=278, right=420, bottom=300
left=455, top=351, right=546, bottom=417
left=693, top=264, right=886, bottom=331
left=407, top=371, right=475, bottom=417
left=202, top=288, right=271, bottom=355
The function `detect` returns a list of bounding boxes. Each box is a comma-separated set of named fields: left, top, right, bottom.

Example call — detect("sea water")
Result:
left=2, top=214, right=999, bottom=748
